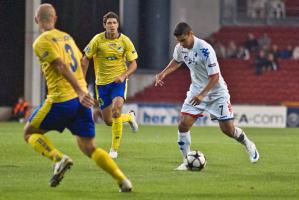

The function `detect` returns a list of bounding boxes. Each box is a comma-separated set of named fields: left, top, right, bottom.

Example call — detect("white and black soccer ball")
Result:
left=185, top=150, right=206, bottom=171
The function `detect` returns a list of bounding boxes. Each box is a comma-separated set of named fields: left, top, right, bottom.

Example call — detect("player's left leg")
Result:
left=100, top=104, right=137, bottom=132
left=24, top=124, right=73, bottom=187
left=23, top=99, right=71, bottom=165
left=24, top=99, right=82, bottom=187
left=208, top=96, right=259, bottom=163
left=219, top=120, right=260, bottom=163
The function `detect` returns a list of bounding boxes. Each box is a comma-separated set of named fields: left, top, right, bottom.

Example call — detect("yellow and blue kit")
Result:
left=30, top=29, right=94, bottom=137
left=84, top=32, right=138, bottom=109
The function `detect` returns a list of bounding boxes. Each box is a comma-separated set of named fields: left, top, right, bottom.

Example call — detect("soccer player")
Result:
left=23, top=4, right=132, bottom=192
left=155, top=22, right=260, bottom=170
left=82, top=12, right=138, bottom=158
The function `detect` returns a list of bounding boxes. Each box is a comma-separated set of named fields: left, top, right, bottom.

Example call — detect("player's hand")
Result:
left=155, top=73, right=165, bottom=87
left=78, top=92, right=95, bottom=108
left=190, top=95, right=204, bottom=106
left=114, top=75, right=126, bottom=83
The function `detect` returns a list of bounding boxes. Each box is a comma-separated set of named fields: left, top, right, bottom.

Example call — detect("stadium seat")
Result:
left=128, top=26, right=299, bottom=105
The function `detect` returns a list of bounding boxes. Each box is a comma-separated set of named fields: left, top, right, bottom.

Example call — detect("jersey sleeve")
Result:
left=173, top=44, right=184, bottom=63
left=33, top=38, right=59, bottom=63
left=124, top=37, right=138, bottom=61
left=203, top=44, right=220, bottom=76
left=83, top=35, right=98, bottom=59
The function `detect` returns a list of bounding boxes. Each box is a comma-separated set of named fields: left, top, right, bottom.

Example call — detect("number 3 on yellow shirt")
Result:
left=64, top=44, right=78, bottom=72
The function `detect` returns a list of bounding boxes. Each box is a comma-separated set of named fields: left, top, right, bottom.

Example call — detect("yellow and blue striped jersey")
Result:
left=33, top=29, right=87, bottom=102
left=84, top=32, right=138, bottom=85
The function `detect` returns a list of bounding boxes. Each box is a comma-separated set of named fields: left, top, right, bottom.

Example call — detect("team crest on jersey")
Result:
left=200, top=48, right=210, bottom=60
left=117, top=46, right=124, bottom=52
left=64, top=35, right=70, bottom=41
left=41, top=51, right=49, bottom=59
left=84, top=46, right=91, bottom=54
left=106, top=56, right=117, bottom=60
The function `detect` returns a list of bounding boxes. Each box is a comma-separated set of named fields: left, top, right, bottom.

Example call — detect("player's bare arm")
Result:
left=81, top=55, right=90, bottom=77
left=114, top=59, right=137, bottom=83
left=190, top=73, right=219, bottom=106
left=53, top=58, right=95, bottom=108
left=155, top=59, right=182, bottom=87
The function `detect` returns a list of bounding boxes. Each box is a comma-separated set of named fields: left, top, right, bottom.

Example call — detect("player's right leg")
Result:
left=175, top=113, right=197, bottom=170
left=100, top=106, right=119, bottom=158
left=76, top=137, right=132, bottom=192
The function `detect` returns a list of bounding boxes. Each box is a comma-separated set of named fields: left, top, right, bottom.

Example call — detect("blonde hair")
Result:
left=35, top=3, right=56, bottom=23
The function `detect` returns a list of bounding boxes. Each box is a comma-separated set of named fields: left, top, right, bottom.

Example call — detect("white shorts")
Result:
left=181, top=90, right=234, bottom=121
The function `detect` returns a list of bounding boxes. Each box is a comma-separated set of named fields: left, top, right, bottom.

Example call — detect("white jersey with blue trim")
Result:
left=173, top=36, right=229, bottom=100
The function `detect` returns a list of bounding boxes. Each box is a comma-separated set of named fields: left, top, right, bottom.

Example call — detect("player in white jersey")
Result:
left=155, top=22, right=259, bottom=170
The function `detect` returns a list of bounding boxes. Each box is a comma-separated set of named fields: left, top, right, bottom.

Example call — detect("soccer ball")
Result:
left=185, top=150, right=206, bottom=171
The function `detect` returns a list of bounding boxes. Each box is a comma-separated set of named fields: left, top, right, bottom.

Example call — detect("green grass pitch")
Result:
left=0, top=122, right=298, bottom=200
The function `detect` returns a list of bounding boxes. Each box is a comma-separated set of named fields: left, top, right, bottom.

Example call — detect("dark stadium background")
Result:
left=0, top=0, right=171, bottom=106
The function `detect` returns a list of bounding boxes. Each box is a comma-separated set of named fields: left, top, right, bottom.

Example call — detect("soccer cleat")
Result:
left=50, top=155, right=73, bottom=187
left=174, top=163, right=188, bottom=171
left=128, top=110, right=138, bottom=133
left=119, top=179, right=132, bottom=192
left=245, top=141, right=260, bottom=163
left=109, top=149, right=118, bottom=159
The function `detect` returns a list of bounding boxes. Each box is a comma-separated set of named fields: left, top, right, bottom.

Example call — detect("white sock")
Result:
left=177, top=131, right=191, bottom=161
left=233, top=127, right=250, bottom=146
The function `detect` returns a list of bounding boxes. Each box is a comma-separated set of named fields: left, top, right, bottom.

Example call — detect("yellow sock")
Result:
left=28, top=134, right=63, bottom=162
left=121, top=113, right=132, bottom=123
left=91, top=148, right=127, bottom=183
left=111, top=117, right=122, bottom=151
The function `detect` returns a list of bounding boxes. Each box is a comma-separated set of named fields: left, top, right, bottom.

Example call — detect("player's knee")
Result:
left=103, top=119, right=112, bottom=126
left=23, top=133, right=30, bottom=142
left=80, top=143, right=96, bottom=157
left=23, top=124, right=32, bottom=142
left=178, top=122, right=190, bottom=132
left=86, top=146, right=96, bottom=157
left=111, top=108, right=121, bottom=118
left=220, top=126, right=234, bottom=137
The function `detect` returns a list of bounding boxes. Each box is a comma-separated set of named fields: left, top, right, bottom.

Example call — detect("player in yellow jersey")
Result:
left=23, top=4, right=132, bottom=192
left=82, top=12, right=138, bottom=158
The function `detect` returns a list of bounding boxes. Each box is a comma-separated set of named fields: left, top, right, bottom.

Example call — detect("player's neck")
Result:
left=186, top=37, right=195, bottom=49
left=39, top=24, right=55, bottom=33
left=189, top=40, right=195, bottom=49
left=105, top=32, right=119, bottom=39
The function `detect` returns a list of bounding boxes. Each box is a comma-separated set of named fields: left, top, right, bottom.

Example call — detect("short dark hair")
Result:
left=173, top=22, right=192, bottom=36
left=103, top=11, right=119, bottom=24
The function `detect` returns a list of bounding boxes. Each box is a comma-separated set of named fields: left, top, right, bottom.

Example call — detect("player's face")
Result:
left=176, top=33, right=194, bottom=49
left=104, top=18, right=119, bottom=34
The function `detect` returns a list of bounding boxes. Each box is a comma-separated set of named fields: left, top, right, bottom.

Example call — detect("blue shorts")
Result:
left=29, top=98, right=95, bottom=138
left=96, top=80, right=128, bottom=110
